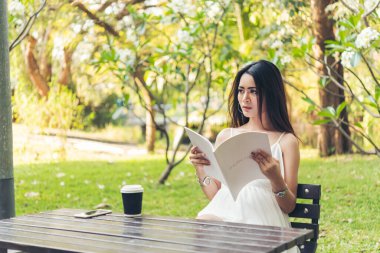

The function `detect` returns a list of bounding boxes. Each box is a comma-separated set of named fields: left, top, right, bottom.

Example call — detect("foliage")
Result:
left=294, top=1, right=380, bottom=155
left=83, top=93, right=120, bottom=129
left=13, top=82, right=83, bottom=131
left=14, top=154, right=380, bottom=252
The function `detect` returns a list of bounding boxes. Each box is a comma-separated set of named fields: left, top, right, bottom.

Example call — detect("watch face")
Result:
left=203, top=176, right=211, bottom=186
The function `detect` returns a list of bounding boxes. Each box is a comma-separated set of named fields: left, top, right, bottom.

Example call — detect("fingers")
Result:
left=189, top=146, right=210, bottom=166
left=190, top=146, right=202, bottom=154
left=251, top=149, right=273, bottom=165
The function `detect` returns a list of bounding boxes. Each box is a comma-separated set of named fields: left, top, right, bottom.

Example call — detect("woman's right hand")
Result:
left=189, top=146, right=210, bottom=173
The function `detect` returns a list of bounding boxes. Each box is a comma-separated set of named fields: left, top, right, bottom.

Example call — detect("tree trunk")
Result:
left=134, top=69, right=156, bottom=153
left=311, top=0, right=351, bottom=156
left=159, top=163, right=175, bottom=184
left=39, top=27, right=52, bottom=82
left=0, top=0, right=15, bottom=219
left=58, top=47, right=73, bottom=87
left=25, top=36, right=49, bottom=97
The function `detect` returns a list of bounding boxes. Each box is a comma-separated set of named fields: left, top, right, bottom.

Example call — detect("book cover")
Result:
left=185, top=127, right=271, bottom=200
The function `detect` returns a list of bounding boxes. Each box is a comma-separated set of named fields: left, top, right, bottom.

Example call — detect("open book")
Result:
left=185, top=127, right=271, bottom=201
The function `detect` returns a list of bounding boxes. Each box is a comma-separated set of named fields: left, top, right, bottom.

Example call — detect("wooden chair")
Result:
left=289, top=183, right=321, bottom=253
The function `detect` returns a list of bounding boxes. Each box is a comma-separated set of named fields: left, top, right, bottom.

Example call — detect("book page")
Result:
left=184, top=127, right=226, bottom=184
left=214, top=132, right=271, bottom=200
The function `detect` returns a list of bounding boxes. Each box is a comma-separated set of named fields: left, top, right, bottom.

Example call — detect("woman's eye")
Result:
left=238, top=89, right=244, bottom=94
left=250, top=90, right=257, bottom=94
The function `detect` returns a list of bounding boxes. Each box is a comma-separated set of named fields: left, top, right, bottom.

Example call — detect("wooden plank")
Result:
left=45, top=209, right=311, bottom=239
left=42, top=209, right=313, bottom=251
left=0, top=225, right=218, bottom=253
left=0, top=222, right=267, bottom=253
left=17, top=213, right=299, bottom=251
left=0, top=219, right=275, bottom=253
left=27, top=213, right=302, bottom=243
left=37, top=209, right=313, bottom=251
left=50, top=209, right=307, bottom=234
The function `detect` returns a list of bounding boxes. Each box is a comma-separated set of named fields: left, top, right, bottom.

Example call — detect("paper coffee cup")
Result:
left=120, top=185, right=144, bottom=217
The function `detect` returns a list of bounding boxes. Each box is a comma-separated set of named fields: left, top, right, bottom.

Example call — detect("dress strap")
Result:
left=274, top=132, right=286, bottom=145
left=230, top=128, right=233, bottom=137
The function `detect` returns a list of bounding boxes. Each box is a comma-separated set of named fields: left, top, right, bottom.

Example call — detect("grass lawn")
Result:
left=14, top=153, right=379, bottom=252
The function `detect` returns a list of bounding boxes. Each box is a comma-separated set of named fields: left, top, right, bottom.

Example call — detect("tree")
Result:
left=0, top=0, right=15, bottom=219
left=311, top=0, right=351, bottom=156
left=92, top=0, right=236, bottom=182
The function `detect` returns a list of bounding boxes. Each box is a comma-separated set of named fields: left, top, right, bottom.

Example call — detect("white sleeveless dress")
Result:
left=197, top=128, right=299, bottom=253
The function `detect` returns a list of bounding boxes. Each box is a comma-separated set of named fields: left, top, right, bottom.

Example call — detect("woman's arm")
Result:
left=251, top=134, right=299, bottom=213
left=272, top=134, right=299, bottom=213
left=189, top=128, right=230, bottom=200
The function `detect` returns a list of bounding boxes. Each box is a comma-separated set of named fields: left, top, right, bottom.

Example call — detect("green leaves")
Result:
left=336, top=101, right=347, bottom=117
left=313, top=102, right=348, bottom=125
left=318, top=106, right=336, bottom=118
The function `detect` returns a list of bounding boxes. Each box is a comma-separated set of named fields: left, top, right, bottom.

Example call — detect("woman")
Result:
left=189, top=60, right=300, bottom=251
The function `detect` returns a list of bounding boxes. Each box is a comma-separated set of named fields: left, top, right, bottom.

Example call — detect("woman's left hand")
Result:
left=251, top=149, right=282, bottom=182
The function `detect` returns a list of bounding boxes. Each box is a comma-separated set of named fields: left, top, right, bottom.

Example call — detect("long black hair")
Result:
left=228, top=60, right=296, bottom=136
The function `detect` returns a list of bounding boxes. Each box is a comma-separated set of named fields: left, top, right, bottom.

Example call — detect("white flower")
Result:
left=144, top=7, right=164, bottom=16
left=24, top=192, right=39, bottom=198
left=177, top=29, right=194, bottom=44
left=70, top=23, right=82, bottom=34
left=117, top=48, right=131, bottom=62
left=168, top=0, right=196, bottom=17
left=83, top=20, right=94, bottom=30
left=117, top=48, right=136, bottom=68
left=281, top=55, right=291, bottom=65
left=355, top=27, right=379, bottom=49
left=122, top=16, right=134, bottom=27
left=31, top=180, right=38, bottom=185
left=126, top=29, right=138, bottom=46
left=84, top=180, right=90, bottom=184
left=277, top=10, right=290, bottom=24
left=60, top=181, right=65, bottom=186
left=104, top=2, right=125, bottom=15
left=341, top=48, right=355, bottom=68
left=205, top=1, right=222, bottom=21
left=97, top=184, right=105, bottom=190
left=271, top=40, right=283, bottom=49
left=364, top=0, right=379, bottom=12
left=8, top=0, right=25, bottom=16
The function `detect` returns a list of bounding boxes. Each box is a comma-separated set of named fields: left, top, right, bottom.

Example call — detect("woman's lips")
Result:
left=242, top=106, right=252, bottom=111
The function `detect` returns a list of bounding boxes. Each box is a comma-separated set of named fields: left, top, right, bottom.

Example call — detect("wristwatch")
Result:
left=273, top=188, right=288, bottom=198
left=199, top=176, right=211, bottom=187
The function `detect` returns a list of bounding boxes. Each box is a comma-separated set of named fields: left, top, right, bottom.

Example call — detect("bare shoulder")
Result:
left=280, top=133, right=300, bottom=152
left=215, top=128, right=232, bottom=147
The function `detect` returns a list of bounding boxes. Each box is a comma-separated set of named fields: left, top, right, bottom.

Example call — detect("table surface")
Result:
left=0, top=208, right=313, bottom=253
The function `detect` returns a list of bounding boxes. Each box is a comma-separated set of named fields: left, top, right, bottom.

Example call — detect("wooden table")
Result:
left=0, top=209, right=313, bottom=253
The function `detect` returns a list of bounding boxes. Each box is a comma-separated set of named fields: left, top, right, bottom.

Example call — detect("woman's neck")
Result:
left=243, top=116, right=274, bottom=131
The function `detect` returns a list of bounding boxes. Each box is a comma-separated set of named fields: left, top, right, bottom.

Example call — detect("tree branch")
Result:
left=362, top=0, right=380, bottom=26
left=71, top=0, right=119, bottom=37
left=340, top=0, right=359, bottom=13
left=9, top=0, right=46, bottom=51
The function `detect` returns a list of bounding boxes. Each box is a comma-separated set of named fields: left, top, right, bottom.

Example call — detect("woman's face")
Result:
left=237, top=73, right=264, bottom=118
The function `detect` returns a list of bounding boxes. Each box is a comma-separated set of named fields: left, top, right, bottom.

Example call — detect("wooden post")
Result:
left=0, top=0, right=16, bottom=219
